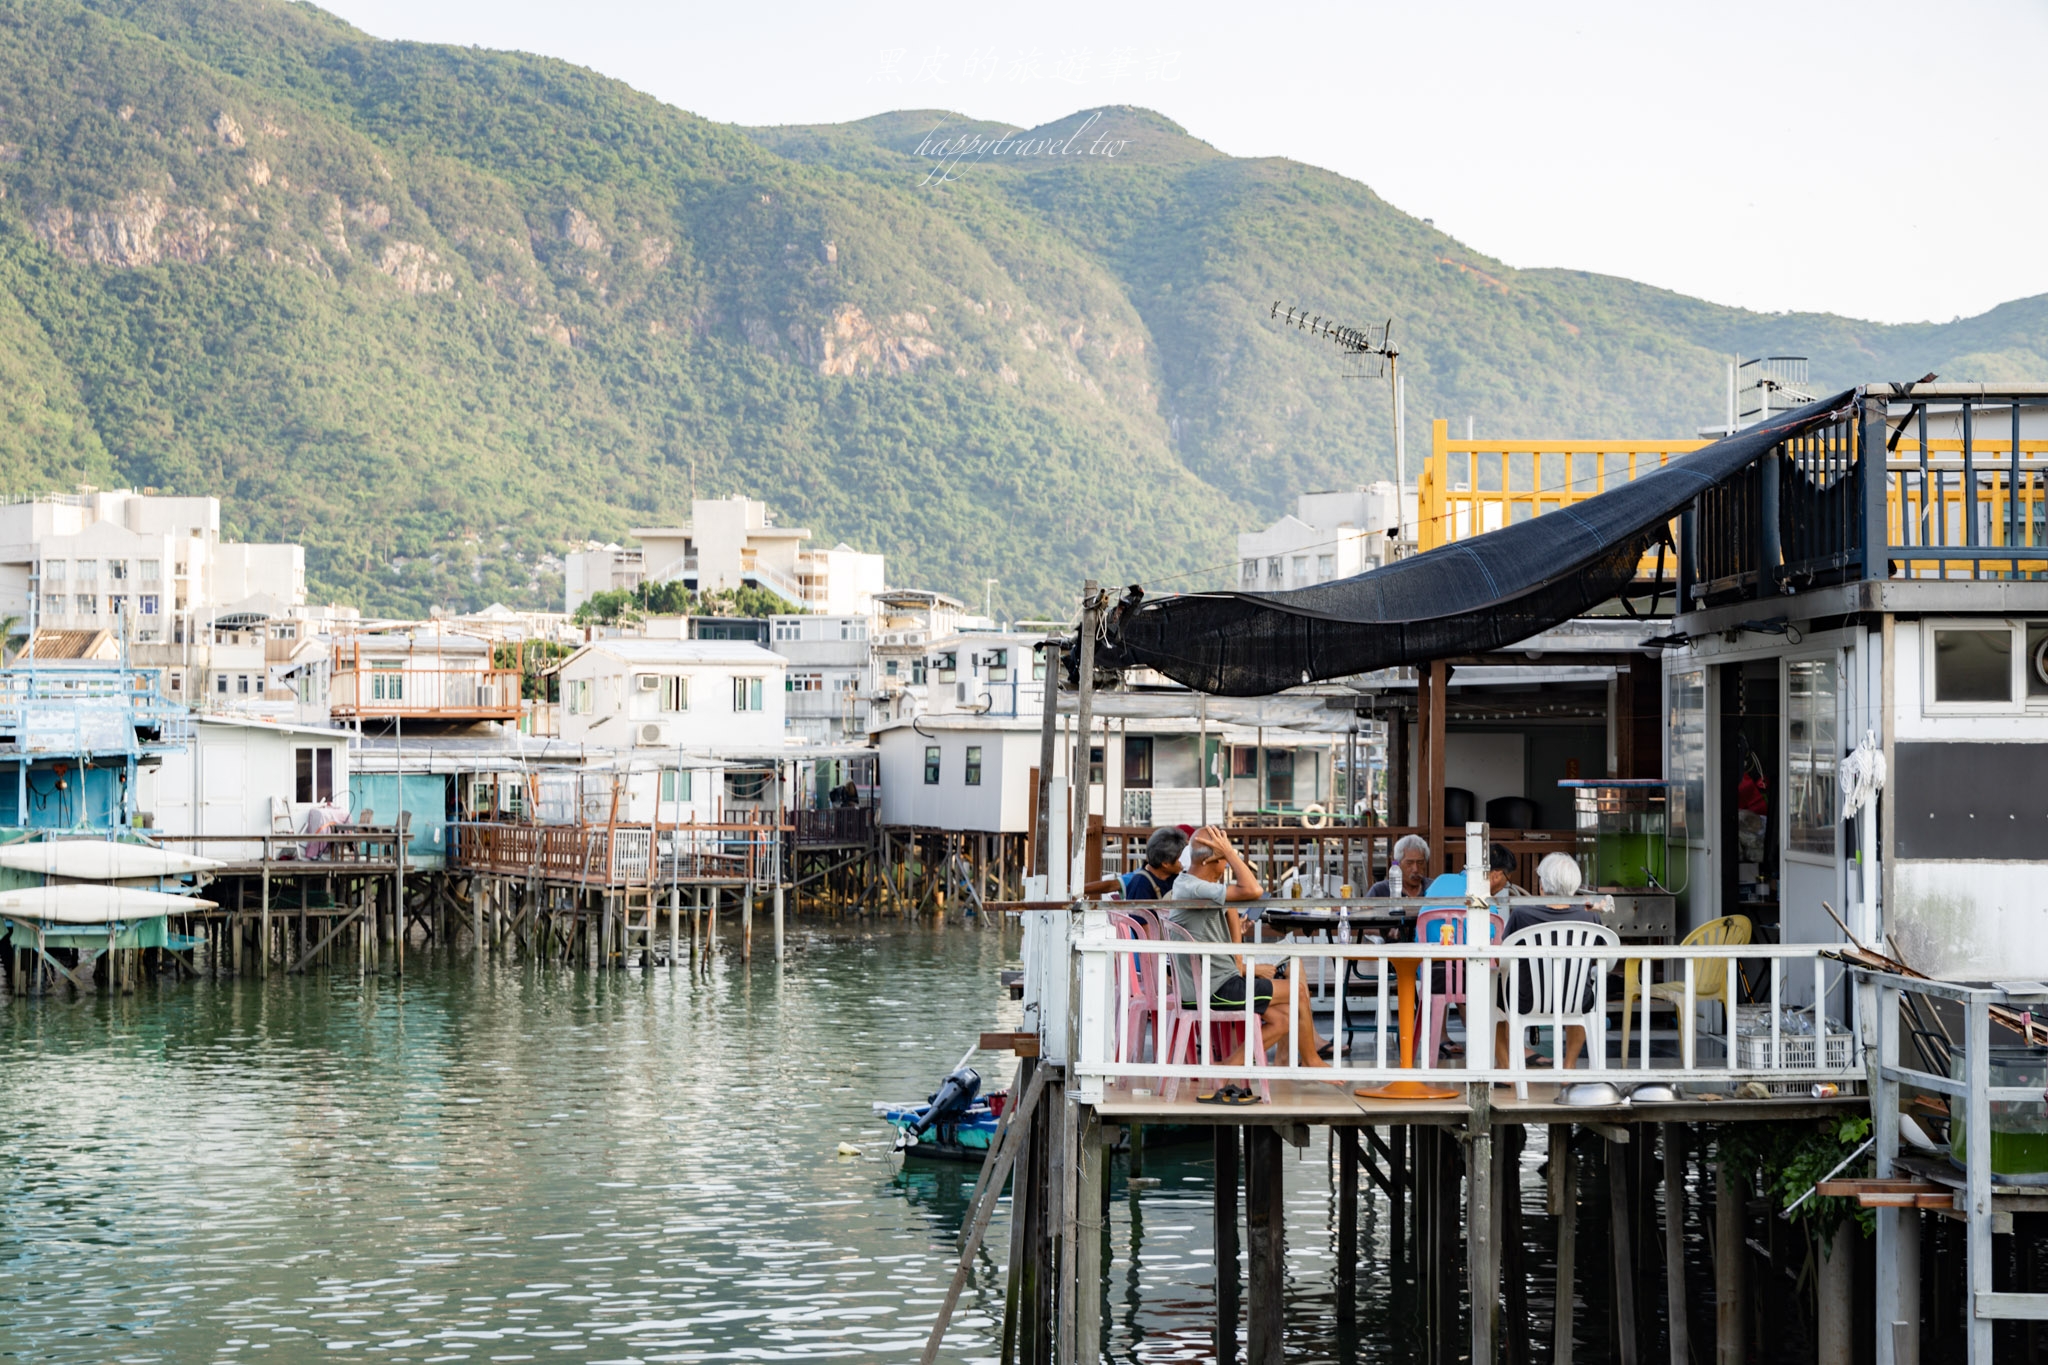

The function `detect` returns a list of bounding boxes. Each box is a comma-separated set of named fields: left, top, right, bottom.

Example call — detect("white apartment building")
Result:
left=549, top=638, right=788, bottom=752
left=564, top=497, right=886, bottom=617
left=1236, top=483, right=1401, bottom=592
left=0, top=489, right=304, bottom=645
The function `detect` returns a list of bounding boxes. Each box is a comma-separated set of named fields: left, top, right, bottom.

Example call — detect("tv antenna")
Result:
left=1269, top=302, right=1398, bottom=382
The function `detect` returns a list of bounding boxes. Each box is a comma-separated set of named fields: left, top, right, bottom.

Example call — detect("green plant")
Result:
left=1717, top=1115, right=1874, bottom=1243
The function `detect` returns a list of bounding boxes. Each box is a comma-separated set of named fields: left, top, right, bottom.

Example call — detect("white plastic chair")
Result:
left=1502, top=921, right=1619, bottom=1099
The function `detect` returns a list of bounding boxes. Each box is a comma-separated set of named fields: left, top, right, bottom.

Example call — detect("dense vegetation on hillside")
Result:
left=0, top=0, right=2037, bottom=617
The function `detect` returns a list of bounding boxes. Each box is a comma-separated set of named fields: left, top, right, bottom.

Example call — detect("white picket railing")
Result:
left=1063, top=906, right=1864, bottom=1095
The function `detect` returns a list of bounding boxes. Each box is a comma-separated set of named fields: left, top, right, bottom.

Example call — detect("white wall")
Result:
left=878, top=727, right=1038, bottom=832
left=142, top=721, right=350, bottom=854
left=558, top=652, right=786, bottom=751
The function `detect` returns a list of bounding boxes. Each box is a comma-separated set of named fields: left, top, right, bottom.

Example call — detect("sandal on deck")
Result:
left=1197, top=1084, right=1261, bottom=1106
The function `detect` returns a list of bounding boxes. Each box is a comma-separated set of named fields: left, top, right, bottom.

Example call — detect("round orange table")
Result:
left=1355, top=954, right=1460, bottom=1100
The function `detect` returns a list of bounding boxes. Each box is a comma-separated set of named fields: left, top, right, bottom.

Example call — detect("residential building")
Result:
left=0, top=489, right=304, bottom=646
left=874, top=714, right=1046, bottom=833
left=328, top=629, right=522, bottom=729
left=870, top=628, right=1048, bottom=727
left=869, top=589, right=968, bottom=709
left=1236, top=483, right=1401, bottom=592
left=771, top=613, right=872, bottom=743
left=139, top=716, right=351, bottom=856
left=564, top=497, right=886, bottom=616
left=549, top=638, right=788, bottom=752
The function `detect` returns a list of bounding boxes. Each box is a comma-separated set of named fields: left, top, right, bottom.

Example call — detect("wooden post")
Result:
left=1715, top=1156, right=1746, bottom=1365
left=772, top=882, right=785, bottom=963
left=1426, top=659, right=1448, bottom=874
left=1337, top=1127, right=1360, bottom=1330
left=668, top=883, right=679, bottom=971
left=259, top=844, right=271, bottom=977
left=1073, top=1107, right=1103, bottom=1364
left=1816, top=1222, right=1855, bottom=1365
left=1503, top=1124, right=1528, bottom=1365
left=1555, top=1126, right=1577, bottom=1365
left=1000, top=1057, right=1039, bottom=1365
left=1246, top=1125, right=1285, bottom=1365
left=1470, top=1108, right=1498, bottom=1365
left=1609, top=1137, right=1639, bottom=1365
left=742, top=887, right=754, bottom=963
left=1662, top=1125, right=1691, bottom=1365
left=1214, top=1125, right=1241, bottom=1365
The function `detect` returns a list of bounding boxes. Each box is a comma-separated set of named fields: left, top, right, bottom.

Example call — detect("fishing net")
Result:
left=1098, top=392, right=1856, bottom=696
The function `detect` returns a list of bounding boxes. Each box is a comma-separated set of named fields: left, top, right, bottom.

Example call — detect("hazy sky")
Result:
left=318, top=0, right=2046, bottom=326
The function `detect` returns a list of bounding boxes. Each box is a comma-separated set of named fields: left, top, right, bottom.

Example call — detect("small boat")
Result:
left=874, top=1090, right=1008, bottom=1164
left=0, top=841, right=224, bottom=881
left=0, top=885, right=217, bottom=924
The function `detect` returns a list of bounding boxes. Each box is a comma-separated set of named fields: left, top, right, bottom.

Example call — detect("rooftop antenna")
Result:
left=1268, top=301, right=1406, bottom=540
left=1269, top=302, right=1398, bottom=382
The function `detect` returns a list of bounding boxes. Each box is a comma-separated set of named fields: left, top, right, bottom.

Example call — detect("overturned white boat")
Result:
left=0, top=842, right=224, bottom=881
left=0, top=884, right=217, bottom=924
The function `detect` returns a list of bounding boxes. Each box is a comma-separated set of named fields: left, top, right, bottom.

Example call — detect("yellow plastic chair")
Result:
left=1619, top=915, right=1752, bottom=1068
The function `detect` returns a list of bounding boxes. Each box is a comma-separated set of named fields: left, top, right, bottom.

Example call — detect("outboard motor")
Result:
left=907, top=1066, right=981, bottom=1142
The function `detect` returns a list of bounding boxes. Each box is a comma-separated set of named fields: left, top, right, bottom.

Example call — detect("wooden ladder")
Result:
left=621, top=886, right=659, bottom=966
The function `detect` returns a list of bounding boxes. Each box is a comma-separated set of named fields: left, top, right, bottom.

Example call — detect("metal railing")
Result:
left=330, top=667, right=524, bottom=719
left=1422, top=390, right=2048, bottom=597
left=1421, top=423, right=1706, bottom=572
left=1859, top=969, right=2048, bottom=1357
left=449, top=818, right=787, bottom=886
left=1070, top=905, right=1863, bottom=1090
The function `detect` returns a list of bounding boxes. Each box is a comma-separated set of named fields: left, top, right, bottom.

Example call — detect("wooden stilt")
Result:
left=1716, top=1155, right=1747, bottom=1365
left=1503, top=1124, right=1528, bottom=1365
left=1663, top=1124, right=1691, bottom=1365
left=1610, top=1136, right=1639, bottom=1365
left=1470, top=1099, right=1498, bottom=1365
left=1246, top=1125, right=1285, bottom=1365
left=1214, top=1125, right=1241, bottom=1365
left=1556, top=1126, right=1578, bottom=1365
left=1337, top=1127, right=1360, bottom=1330
left=260, top=857, right=271, bottom=977
left=1817, top=1222, right=1855, bottom=1365
left=1072, top=1106, right=1103, bottom=1364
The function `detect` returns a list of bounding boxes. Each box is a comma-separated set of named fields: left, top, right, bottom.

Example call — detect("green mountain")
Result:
left=0, top=0, right=2036, bottom=616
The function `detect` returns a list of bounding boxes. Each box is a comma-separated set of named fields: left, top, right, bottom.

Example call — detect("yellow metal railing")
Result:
left=1424, top=422, right=2048, bottom=581
left=1421, top=421, right=1706, bottom=569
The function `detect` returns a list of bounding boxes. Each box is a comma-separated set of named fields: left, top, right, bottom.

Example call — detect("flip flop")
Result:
left=1196, top=1085, right=1240, bottom=1105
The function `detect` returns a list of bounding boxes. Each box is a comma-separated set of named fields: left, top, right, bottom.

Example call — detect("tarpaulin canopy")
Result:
left=1100, top=392, right=1855, bottom=696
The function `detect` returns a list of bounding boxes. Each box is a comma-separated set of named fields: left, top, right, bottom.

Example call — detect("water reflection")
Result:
left=0, top=927, right=1770, bottom=1364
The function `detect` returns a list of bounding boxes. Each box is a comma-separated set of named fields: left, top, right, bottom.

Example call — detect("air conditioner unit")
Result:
left=635, top=722, right=665, bottom=746
left=636, top=674, right=661, bottom=691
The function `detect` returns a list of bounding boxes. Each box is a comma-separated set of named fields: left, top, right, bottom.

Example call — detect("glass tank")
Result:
left=1950, top=1046, right=2048, bottom=1185
left=1559, top=779, right=1672, bottom=891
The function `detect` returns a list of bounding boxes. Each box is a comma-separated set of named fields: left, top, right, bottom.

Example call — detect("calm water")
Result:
left=0, top=925, right=1716, bottom=1363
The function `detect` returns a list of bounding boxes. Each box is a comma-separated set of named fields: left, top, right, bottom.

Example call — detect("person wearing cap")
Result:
left=1166, top=826, right=1336, bottom=1099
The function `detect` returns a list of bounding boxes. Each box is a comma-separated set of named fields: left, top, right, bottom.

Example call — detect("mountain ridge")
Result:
left=0, top=0, right=2030, bottom=617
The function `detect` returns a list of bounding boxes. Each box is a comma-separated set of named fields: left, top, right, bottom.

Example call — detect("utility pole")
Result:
left=1071, top=581, right=1100, bottom=884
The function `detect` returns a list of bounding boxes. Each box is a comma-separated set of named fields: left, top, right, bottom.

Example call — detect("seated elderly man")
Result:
left=1366, top=835, right=1430, bottom=900
left=1166, top=825, right=1336, bottom=1100
left=1493, top=851, right=1603, bottom=1072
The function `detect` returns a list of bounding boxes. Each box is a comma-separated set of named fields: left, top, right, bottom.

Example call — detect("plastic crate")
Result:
left=1735, top=1029, right=1854, bottom=1072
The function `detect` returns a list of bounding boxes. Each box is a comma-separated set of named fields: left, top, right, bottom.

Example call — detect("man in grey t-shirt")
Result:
left=1165, top=826, right=1336, bottom=1086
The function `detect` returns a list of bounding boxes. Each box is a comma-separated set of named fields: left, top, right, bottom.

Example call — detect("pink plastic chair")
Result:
left=1412, top=907, right=1506, bottom=1068
left=1157, top=920, right=1270, bottom=1102
left=1106, top=910, right=1171, bottom=1066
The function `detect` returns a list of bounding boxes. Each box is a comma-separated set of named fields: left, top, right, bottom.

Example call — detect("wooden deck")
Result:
left=1091, top=1074, right=1866, bottom=1126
